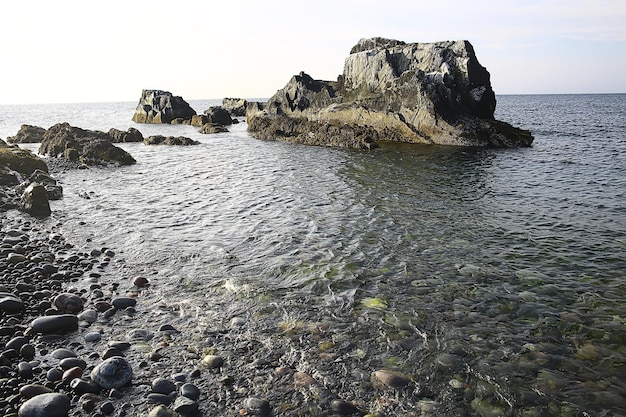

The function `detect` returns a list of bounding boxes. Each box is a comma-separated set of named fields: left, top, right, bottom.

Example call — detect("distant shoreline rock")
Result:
left=247, top=37, right=534, bottom=148
left=132, top=90, right=196, bottom=124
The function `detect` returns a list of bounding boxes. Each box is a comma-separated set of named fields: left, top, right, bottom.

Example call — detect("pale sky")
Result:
left=0, top=0, right=624, bottom=104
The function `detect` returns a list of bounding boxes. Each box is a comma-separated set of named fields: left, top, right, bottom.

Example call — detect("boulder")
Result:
left=39, top=123, right=136, bottom=166
left=0, top=147, right=49, bottom=177
left=132, top=90, right=197, bottom=124
left=203, top=106, right=233, bottom=125
left=108, top=127, right=144, bottom=143
left=6, top=124, right=47, bottom=143
left=144, top=135, right=200, bottom=146
left=191, top=114, right=209, bottom=127
left=222, top=98, right=248, bottom=117
left=20, top=182, right=51, bottom=217
left=247, top=38, right=533, bottom=148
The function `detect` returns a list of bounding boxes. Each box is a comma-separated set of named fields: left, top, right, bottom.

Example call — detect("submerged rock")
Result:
left=144, top=135, right=200, bottom=146
left=132, top=89, right=197, bottom=124
left=108, top=127, right=144, bottom=143
left=248, top=37, right=533, bottom=148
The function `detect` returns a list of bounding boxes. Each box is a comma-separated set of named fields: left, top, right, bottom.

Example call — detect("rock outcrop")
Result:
left=247, top=38, right=533, bottom=148
left=6, top=125, right=47, bottom=144
left=132, top=90, right=196, bottom=124
left=39, top=123, right=136, bottom=166
left=222, top=98, right=247, bottom=117
left=203, top=107, right=233, bottom=126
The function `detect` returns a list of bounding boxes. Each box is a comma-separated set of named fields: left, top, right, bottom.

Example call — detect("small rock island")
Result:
left=247, top=37, right=533, bottom=148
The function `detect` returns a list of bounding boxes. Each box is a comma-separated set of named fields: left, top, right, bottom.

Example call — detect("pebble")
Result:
left=370, top=369, right=412, bottom=390
left=46, top=368, right=63, bottom=382
left=152, top=377, right=176, bottom=395
left=61, top=366, right=83, bottom=384
left=70, top=378, right=100, bottom=394
left=201, top=354, right=224, bottom=369
left=173, top=396, right=199, bottom=415
left=102, top=347, right=124, bottom=359
left=30, top=315, right=78, bottom=334
left=0, top=296, right=25, bottom=313
left=17, top=361, right=34, bottom=379
left=148, top=404, right=177, bottom=417
left=51, top=348, right=77, bottom=359
left=100, top=400, right=115, bottom=415
left=243, top=397, right=271, bottom=417
left=126, top=328, right=154, bottom=341
left=147, top=393, right=174, bottom=405
left=330, top=399, right=361, bottom=415
left=5, top=336, right=28, bottom=351
left=112, top=296, right=137, bottom=310
left=18, top=384, right=53, bottom=399
left=18, top=393, right=70, bottom=417
left=77, top=309, right=98, bottom=324
left=90, top=356, right=133, bottom=389
left=180, top=383, right=201, bottom=401
left=59, top=357, right=87, bottom=370
left=20, top=344, right=36, bottom=360
left=132, top=276, right=150, bottom=287
left=84, top=332, right=102, bottom=342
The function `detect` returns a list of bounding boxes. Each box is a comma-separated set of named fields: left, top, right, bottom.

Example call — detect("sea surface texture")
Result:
left=1, top=94, right=625, bottom=415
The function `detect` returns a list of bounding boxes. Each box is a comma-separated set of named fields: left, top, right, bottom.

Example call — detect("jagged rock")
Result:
left=144, top=135, right=200, bottom=146
left=6, top=124, right=47, bottom=143
left=222, top=98, right=248, bottom=117
left=108, top=127, right=144, bottom=143
left=132, top=89, right=196, bottom=124
left=39, top=123, right=136, bottom=166
left=203, top=106, right=233, bottom=125
left=29, top=169, right=63, bottom=200
left=247, top=38, right=533, bottom=148
left=199, top=123, right=229, bottom=134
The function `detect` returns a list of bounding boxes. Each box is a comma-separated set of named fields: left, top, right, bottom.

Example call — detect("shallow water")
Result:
left=3, top=95, right=626, bottom=415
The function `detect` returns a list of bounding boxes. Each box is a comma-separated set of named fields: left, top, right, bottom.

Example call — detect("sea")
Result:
left=1, top=94, right=625, bottom=416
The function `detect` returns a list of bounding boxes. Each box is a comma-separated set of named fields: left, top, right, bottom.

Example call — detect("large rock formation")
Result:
left=39, top=123, right=136, bottom=166
left=248, top=38, right=533, bottom=148
left=132, top=90, right=197, bottom=124
left=222, top=98, right=248, bottom=117
left=6, top=125, right=47, bottom=144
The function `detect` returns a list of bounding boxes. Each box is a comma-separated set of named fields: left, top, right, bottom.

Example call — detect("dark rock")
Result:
left=330, top=399, right=361, bottom=415
left=70, top=378, right=100, bottom=394
left=18, top=384, right=54, bottom=399
left=370, top=369, right=412, bottom=390
left=243, top=397, right=271, bottom=417
left=20, top=183, right=51, bottom=217
left=132, top=90, right=196, bottom=124
left=111, top=296, right=137, bottom=310
left=100, top=400, right=115, bottom=415
left=52, top=293, right=83, bottom=313
left=18, top=393, right=70, bottom=417
left=248, top=38, right=533, bottom=148
left=39, top=123, right=136, bottom=166
left=143, top=135, right=200, bottom=146
left=59, top=357, right=87, bottom=370
left=0, top=296, right=26, bottom=313
left=173, top=396, right=199, bottom=415
left=152, top=377, right=176, bottom=395
left=180, top=383, right=200, bottom=401
left=0, top=147, right=49, bottom=177
left=147, top=393, right=174, bottom=405
left=30, top=314, right=78, bottom=334
left=50, top=348, right=77, bottom=359
left=6, top=125, right=47, bottom=144
left=90, top=356, right=132, bottom=389
left=107, top=127, right=144, bottom=143
left=190, top=114, right=209, bottom=127
left=203, top=106, right=233, bottom=125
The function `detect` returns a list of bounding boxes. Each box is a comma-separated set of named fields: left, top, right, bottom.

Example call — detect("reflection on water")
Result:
left=12, top=95, right=626, bottom=415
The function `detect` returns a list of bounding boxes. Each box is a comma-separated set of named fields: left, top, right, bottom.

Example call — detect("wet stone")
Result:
left=371, top=369, right=412, bottom=390
left=173, top=396, right=199, bottom=415
left=19, top=383, right=54, bottom=399
left=5, top=336, right=28, bottom=351
left=330, top=399, right=361, bottom=415
left=180, top=382, right=201, bottom=401
left=18, top=361, right=34, bottom=379
left=0, top=296, right=25, bottom=313
left=18, top=393, right=70, bottom=417
left=147, top=393, right=174, bottom=405
left=112, top=297, right=136, bottom=310
left=51, top=348, right=77, bottom=359
left=90, top=356, right=132, bottom=389
left=20, top=344, right=36, bottom=360
left=46, top=368, right=63, bottom=382
left=243, top=397, right=271, bottom=417
left=59, top=357, right=86, bottom=370
left=70, top=378, right=100, bottom=394
left=152, top=377, right=176, bottom=395
left=30, top=315, right=78, bottom=334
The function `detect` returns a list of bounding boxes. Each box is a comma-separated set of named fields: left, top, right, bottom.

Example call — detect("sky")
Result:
left=0, top=0, right=624, bottom=104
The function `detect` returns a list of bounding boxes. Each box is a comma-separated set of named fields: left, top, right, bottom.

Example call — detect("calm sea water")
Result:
left=1, top=95, right=625, bottom=416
